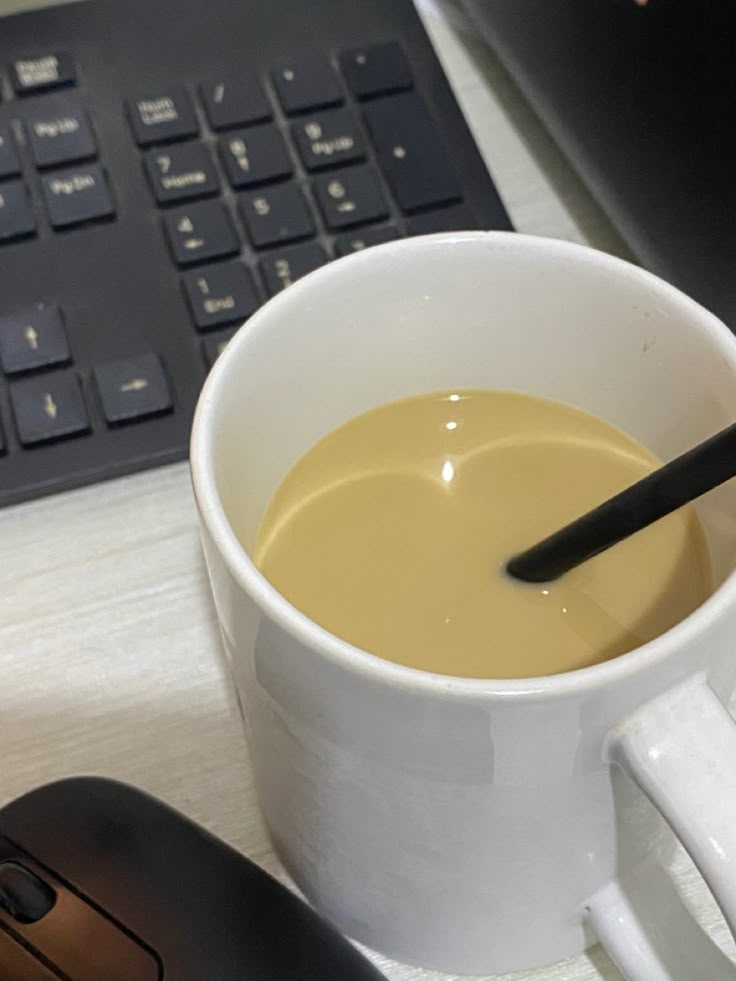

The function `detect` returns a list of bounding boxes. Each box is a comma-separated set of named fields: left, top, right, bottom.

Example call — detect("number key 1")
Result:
left=183, top=262, right=260, bottom=330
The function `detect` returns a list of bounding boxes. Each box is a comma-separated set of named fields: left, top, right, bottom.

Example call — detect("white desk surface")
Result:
left=0, top=1, right=733, bottom=978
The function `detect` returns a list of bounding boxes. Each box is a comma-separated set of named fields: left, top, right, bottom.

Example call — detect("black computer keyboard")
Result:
left=0, top=0, right=512, bottom=508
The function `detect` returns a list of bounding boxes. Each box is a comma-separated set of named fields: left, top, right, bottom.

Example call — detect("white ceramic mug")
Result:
left=191, top=233, right=736, bottom=978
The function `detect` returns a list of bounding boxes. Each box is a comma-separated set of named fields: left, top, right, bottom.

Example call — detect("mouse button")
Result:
left=16, top=882, right=161, bottom=981
left=0, top=860, right=160, bottom=981
left=17, top=888, right=160, bottom=981
left=0, top=862, right=56, bottom=924
left=0, top=924, right=61, bottom=979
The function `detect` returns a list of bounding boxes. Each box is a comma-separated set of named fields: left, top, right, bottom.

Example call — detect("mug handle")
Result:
left=585, top=676, right=736, bottom=980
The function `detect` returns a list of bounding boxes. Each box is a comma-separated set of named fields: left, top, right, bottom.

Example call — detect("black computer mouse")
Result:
left=0, top=777, right=389, bottom=980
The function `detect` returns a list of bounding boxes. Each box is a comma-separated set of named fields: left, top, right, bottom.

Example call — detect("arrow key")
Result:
left=0, top=306, right=70, bottom=376
left=163, top=201, right=239, bottom=267
left=312, top=164, right=388, bottom=230
left=94, top=353, right=173, bottom=425
left=10, top=371, right=89, bottom=446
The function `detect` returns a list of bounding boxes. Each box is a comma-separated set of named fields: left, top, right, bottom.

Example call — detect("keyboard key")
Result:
left=272, top=55, right=342, bottom=115
left=312, top=165, right=388, bottom=230
left=41, top=164, right=114, bottom=229
left=292, top=108, right=365, bottom=172
left=333, top=224, right=400, bottom=256
left=0, top=180, right=35, bottom=243
left=26, top=96, right=96, bottom=169
left=163, top=200, right=239, bottom=266
left=11, top=53, right=76, bottom=95
left=0, top=306, right=70, bottom=375
left=10, top=371, right=89, bottom=446
left=183, top=262, right=260, bottom=330
left=259, top=242, right=328, bottom=296
left=340, top=43, right=413, bottom=100
left=219, top=125, right=292, bottom=189
left=144, top=143, right=219, bottom=205
left=202, top=329, right=237, bottom=368
left=94, top=353, right=172, bottom=425
left=127, top=89, right=198, bottom=147
left=0, top=128, right=20, bottom=180
left=363, top=94, right=461, bottom=213
left=239, top=184, right=314, bottom=248
left=406, top=204, right=478, bottom=236
left=200, top=76, right=271, bottom=130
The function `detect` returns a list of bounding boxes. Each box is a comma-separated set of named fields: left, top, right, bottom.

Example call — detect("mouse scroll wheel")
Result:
left=0, top=861, right=56, bottom=924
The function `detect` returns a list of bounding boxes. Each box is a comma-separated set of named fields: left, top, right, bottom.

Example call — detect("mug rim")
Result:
left=191, top=231, right=736, bottom=701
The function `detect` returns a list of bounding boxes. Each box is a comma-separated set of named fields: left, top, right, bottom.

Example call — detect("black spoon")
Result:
left=506, top=422, right=736, bottom=584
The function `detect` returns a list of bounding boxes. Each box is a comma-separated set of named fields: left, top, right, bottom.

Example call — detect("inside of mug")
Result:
left=208, top=235, right=736, bottom=587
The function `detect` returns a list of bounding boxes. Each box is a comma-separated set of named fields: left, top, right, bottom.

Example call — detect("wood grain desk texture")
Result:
left=0, top=0, right=732, bottom=977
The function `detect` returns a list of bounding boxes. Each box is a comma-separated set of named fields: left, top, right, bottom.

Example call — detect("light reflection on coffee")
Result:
left=253, top=390, right=712, bottom=678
